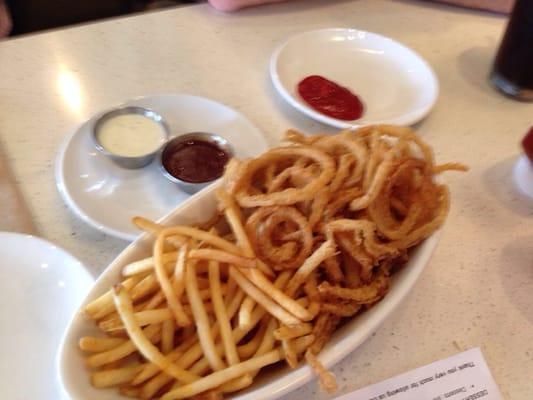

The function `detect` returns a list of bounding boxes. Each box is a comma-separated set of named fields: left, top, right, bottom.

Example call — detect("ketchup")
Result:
left=297, top=75, right=364, bottom=121
left=162, top=139, right=229, bottom=183
left=522, top=127, right=533, bottom=164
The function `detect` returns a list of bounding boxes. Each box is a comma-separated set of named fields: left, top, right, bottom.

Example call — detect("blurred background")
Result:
left=2, top=0, right=197, bottom=37
left=0, top=0, right=513, bottom=38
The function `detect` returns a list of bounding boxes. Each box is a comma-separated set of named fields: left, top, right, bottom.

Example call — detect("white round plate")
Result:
left=270, top=28, right=439, bottom=129
left=0, top=232, right=93, bottom=399
left=56, top=94, right=268, bottom=241
left=513, top=155, right=533, bottom=199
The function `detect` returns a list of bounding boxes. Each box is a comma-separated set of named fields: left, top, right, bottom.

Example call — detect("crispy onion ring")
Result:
left=391, top=184, right=450, bottom=249
left=234, top=146, right=335, bottom=207
left=368, top=158, right=427, bottom=240
left=330, top=154, right=355, bottom=192
left=349, top=140, right=410, bottom=211
left=245, top=206, right=313, bottom=270
left=315, top=133, right=368, bottom=188
left=326, top=219, right=399, bottom=281
left=356, top=124, right=435, bottom=169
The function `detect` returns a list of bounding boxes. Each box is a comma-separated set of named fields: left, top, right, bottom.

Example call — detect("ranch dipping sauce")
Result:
left=97, top=114, right=167, bottom=157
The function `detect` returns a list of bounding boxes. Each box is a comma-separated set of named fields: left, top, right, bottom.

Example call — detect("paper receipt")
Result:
left=334, top=348, right=503, bottom=400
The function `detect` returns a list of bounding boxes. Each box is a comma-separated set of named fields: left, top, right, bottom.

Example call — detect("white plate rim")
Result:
left=0, top=231, right=94, bottom=399
left=55, top=128, right=136, bottom=241
left=55, top=93, right=267, bottom=242
left=513, top=154, right=533, bottom=199
left=58, top=180, right=441, bottom=400
left=270, top=27, right=439, bottom=129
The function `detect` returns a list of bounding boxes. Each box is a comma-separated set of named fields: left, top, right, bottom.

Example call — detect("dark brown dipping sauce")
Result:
left=162, top=139, right=230, bottom=183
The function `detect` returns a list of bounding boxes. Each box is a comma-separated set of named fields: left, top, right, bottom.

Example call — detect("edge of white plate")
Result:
left=54, top=93, right=268, bottom=242
left=269, top=28, right=439, bottom=129
left=55, top=122, right=139, bottom=242
left=0, top=232, right=93, bottom=399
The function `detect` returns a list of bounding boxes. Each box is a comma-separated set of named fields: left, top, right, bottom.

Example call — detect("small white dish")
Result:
left=0, top=232, right=93, bottom=399
left=58, top=181, right=440, bottom=400
left=55, top=94, right=268, bottom=241
left=513, top=155, right=533, bottom=199
left=270, top=28, right=439, bottom=129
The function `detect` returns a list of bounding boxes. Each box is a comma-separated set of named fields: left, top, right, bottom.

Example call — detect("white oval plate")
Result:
left=59, top=181, right=440, bottom=400
left=0, top=232, right=93, bottom=399
left=55, top=94, right=268, bottom=242
left=270, top=28, right=439, bottom=129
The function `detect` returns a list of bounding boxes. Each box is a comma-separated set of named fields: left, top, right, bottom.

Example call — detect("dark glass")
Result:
left=490, top=0, right=533, bottom=101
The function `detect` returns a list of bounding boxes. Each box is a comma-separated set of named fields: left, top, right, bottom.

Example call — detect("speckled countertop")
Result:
left=0, top=0, right=531, bottom=398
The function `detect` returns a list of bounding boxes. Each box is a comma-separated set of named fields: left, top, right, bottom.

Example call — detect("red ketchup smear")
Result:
left=297, top=75, right=364, bottom=121
left=522, top=126, right=533, bottom=164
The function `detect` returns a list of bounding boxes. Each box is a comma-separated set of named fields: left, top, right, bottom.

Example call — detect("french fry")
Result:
left=274, top=323, right=313, bottom=341
left=132, top=216, right=187, bottom=248
left=173, top=244, right=188, bottom=298
left=91, top=363, right=143, bottom=388
left=99, top=308, right=173, bottom=332
left=219, top=374, right=254, bottom=393
left=285, top=240, right=336, bottom=297
left=186, top=260, right=226, bottom=371
left=240, top=269, right=292, bottom=333
left=161, top=319, right=175, bottom=354
left=238, top=296, right=255, bottom=328
left=128, top=274, right=161, bottom=305
left=236, top=319, right=268, bottom=359
left=112, top=285, right=199, bottom=383
left=216, top=189, right=254, bottom=257
left=86, top=324, right=161, bottom=368
left=240, top=268, right=312, bottom=321
left=209, top=260, right=239, bottom=366
left=191, top=390, right=223, bottom=400
left=120, top=385, right=142, bottom=398
left=131, top=333, right=198, bottom=385
left=224, top=276, right=237, bottom=304
left=153, top=226, right=242, bottom=255
left=217, top=189, right=274, bottom=277
left=85, top=275, right=142, bottom=319
left=79, top=336, right=126, bottom=352
left=189, top=249, right=256, bottom=269
left=142, top=289, right=166, bottom=310
left=229, top=267, right=300, bottom=326
left=122, top=252, right=177, bottom=277
left=253, top=318, right=277, bottom=358
left=155, top=231, right=191, bottom=327
left=226, top=287, right=245, bottom=316
left=160, top=350, right=283, bottom=400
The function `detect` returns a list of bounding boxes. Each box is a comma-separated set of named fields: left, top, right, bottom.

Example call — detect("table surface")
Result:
left=0, top=0, right=531, bottom=399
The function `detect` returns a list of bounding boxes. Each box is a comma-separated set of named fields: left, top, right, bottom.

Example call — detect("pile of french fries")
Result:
left=79, top=126, right=466, bottom=399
